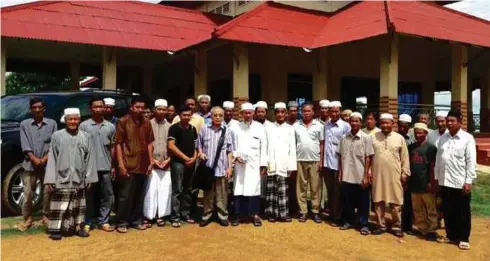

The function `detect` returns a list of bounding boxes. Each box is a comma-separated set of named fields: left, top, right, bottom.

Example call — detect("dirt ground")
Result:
left=2, top=218, right=490, bottom=261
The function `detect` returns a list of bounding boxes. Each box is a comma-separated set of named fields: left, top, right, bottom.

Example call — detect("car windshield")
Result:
left=1, top=95, right=66, bottom=122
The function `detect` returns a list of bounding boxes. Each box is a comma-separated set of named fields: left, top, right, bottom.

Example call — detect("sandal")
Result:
left=298, top=214, right=307, bottom=223
left=99, top=223, right=115, bottom=232
left=437, top=236, right=451, bottom=243
left=143, top=220, right=152, bottom=228
left=134, top=224, right=147, bottom=230
left=171, top=221, right=181, bottom=228
left=372, top=228, right=386, bottom=235
left=393, top=230, right=404, bottom=238
left=360, top=227, right=370, bottom=236
left=156, top=219, right=166, bottom=227
left=458, top=241, right=470, bottom=250
left=116, top=226, right=128, bottom=233
left=253, top=216, right=262, bottom=227
left=268, top=217, right=276, bottom=223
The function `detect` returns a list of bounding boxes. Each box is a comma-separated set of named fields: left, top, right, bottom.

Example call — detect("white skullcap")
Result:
left=414, top=123, right=429, bottom=132
left=288, top=101, right=298, bottom=108
left=241, top=102, right=253, bottom=111
left=399, top=114, right=412, bottom=123
left=64, top=108, right=80, bottom=116
left=274, top=102, right=287, bottom=110
left=380, top=113, right=394, bottom=120
left=223, top=101, right=234, bottom=109
left=252, top=104, right=257, bottom=110
left=154, top=99, right=168, bottom=108
left=328, top=101, right=342, bottom=108
left=319, top=100, right=330, bottom=108
left=436, top=111, right=448, bottom=118
left=349, top=112, right=363, bottom=120
left=255, top=101, right=268, bottom=109
left=197, top=94, right=211, bottom=102
left=103, top=98, right=115, bottom=106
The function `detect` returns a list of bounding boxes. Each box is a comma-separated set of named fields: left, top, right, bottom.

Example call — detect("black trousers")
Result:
left=342, top=182, right=370, bottom=227
left=441, top=186, right=471, bottom=242
left=402, top=189, right=413, bottom=231
left=115, top=174, right=147, bottom=227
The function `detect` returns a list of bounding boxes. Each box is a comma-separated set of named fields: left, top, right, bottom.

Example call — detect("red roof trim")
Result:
left=1, top=1, right=58, bottom=13
left=422, top=1, right=490, bottom=27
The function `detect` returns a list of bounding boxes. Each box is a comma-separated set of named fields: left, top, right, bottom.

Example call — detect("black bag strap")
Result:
left=211, top=127, right=227, bottom=171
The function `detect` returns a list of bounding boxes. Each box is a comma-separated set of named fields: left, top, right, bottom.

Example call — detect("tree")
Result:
left=6, top=72, right=72, bottom=95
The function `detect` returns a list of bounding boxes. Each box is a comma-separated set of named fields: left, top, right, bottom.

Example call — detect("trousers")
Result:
left=441, top=186, right=471, bottom=242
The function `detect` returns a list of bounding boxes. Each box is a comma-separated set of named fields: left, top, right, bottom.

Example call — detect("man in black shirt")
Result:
left=408, top=123, right=438, bottom=240
left=168, top=106, right=198, bottom=228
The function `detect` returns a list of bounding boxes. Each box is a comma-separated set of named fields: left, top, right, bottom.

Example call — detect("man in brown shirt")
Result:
left=114, top=96, right=155, bottom=233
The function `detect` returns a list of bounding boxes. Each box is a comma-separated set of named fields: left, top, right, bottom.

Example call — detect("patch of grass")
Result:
left=1, top=225, right=46, bottom=238
left=472, top=171, right=490, bottom=217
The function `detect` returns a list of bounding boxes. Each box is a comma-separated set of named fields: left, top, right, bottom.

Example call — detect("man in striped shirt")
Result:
left=197, top=106, right=235, bottom=227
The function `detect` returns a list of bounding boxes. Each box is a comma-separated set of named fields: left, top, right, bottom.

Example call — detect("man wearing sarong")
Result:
left=264, top=102, right=297, bottom=223
left=44, top=108, right=98, bottom=240
left=371, top=113, right=410, bottom=238
left=255, top=101, right=273, bottom=212
left=232, top=102, right=267, bottom=227
left=143, top=99, right=172, bottom=227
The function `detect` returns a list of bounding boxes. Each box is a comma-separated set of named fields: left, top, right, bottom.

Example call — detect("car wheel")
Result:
left=2, top=163, right=43, bottom=216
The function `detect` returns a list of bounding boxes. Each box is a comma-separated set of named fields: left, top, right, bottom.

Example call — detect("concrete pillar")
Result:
left=232, top=43, right=249, bottom=118
left=481, top=68, right=490, bottom=133
left=379, top=34, right=399, bottom=120
left=1, top=46, right=6, bottom=96
left=450, top=43, right=468, bottom=130
left=313, top=47, right=328, bottom=101
left=102, top=47, right=117, bottom=90
left=142, top=66, right=153, bottom=98
left=467, top=77, right=473, bottom=132
left=194, top=50, right=208, bottom=98
left=70, top=62, right=80, bottom=91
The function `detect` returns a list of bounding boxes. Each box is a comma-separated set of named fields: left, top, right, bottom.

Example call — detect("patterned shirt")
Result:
left=196, top=125, right=234, bottom=177
left=20, top=118, right=57, bottom=171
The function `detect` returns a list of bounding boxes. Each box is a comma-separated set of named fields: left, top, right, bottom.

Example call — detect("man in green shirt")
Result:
left=408, top=123, right=438, bottom=240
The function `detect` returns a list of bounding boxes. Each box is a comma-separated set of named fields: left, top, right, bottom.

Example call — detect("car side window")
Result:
left=114, top=97, right=127, bottom=110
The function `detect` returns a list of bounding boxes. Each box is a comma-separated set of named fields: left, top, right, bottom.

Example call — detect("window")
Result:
left=1, top=95, right=65, bottom=123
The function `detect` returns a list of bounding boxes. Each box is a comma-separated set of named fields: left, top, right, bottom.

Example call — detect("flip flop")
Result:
left=99, top=223, right=115, bottom=232
left=360, top=227, right=370, bottom=235
left=116, top=226, right=128, bottom=233
left=171, top=221, right=181, bottom=228
left=459, top=242, right=470, bottom=250
left=156, top=219, right=166, bottom=227
left=437, top=236, right=451, bottom=243
left=253, top=217, right=262, bottom=227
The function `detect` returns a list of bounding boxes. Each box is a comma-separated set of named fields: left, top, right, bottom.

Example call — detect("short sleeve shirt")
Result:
left=408, top=142, right=437, bottom=192
left=339, top=131, right=374, bottom=184
left=294, top=120, right=324, bottom=162
left=115, top=114, right=155, bottom=174
left=168, top=123, right=198, bottom=163
left=79, top=119, right=116, bottom=172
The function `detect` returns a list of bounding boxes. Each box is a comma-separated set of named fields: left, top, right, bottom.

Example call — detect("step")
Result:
left=476, top=144, right=490, bottom=150
left=474, top=133, right=490, bottom=138
left=477, top=149, right=490, bottom=166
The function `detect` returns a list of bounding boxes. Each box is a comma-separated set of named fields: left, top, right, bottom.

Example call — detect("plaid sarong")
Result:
left=48, top=188, right=86, bottom=233
left=265, top=175, right=289, bottom=218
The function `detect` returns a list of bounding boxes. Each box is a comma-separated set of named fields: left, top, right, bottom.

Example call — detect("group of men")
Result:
left=18, top=94, right=476, bottom=251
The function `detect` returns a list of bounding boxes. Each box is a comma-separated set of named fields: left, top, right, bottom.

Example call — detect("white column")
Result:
left=1, top=46, right=6, bottom=96
left=379, top=34, right=399, bottom=119
left=450, top=43, right=468, bottom=130
left=102, top=47, right=117, bottom=90
left=194, top=50, right=208, bottom=97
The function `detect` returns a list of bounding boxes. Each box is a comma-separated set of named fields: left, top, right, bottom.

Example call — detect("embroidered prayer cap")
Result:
left=349, top=112, right=363, bottom=120
left=103, top=98, right=115, bottom=106
left=256, top=101, right=268, bottom=109
left=154, top=99, right=168, bottom=108
left=398, top=114, right=412, bottom=123
left=197, top=94, right=211, bottom=102
left=319, top=100, right=330, bottom=108
left=328, top=101, right=342, bottom=108
left=288, top=101, right=298, bottom=108
left=414, top=123, right=429, bottom=132
left=241, top=102, right=254, bottom=111
left=274, top=102, right=287, bottom=110
left=380, top=113, right=394, bottom=121
left=342, top=109, right=353, bottom=116
left=64, top=108, right=80, bottom=116
left=435, top=111, right=448, bottom=118
left=223, top=101, right=234, bottom=109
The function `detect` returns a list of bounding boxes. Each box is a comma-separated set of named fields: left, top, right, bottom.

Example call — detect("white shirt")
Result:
left=265, top=122, right=297, bottom=177
left=294, top=120, right=324, bottom=162
left=435, top=129, right=477, bottom=188
left=427, top=129, right=448, bottom=146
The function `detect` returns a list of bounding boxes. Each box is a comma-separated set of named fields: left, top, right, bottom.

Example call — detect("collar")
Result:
left=274, top=121, right=287, bottom=127
left=152, top=118, right=167, bottom=125
left=300, top=120, right=315, bottom=127
left=30, top=118, right=47, bottom=125
left=449, top=129, right=462, bottom=139
left=348, top=130, right=362, bottom=138
left=88, top=118, right=106, bottom=125
left=208, top=124, right=224, bottom=131
left=198, top=112, right=211, bottom=118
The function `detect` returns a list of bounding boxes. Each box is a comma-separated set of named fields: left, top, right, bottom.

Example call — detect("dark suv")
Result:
left=1, top=89, right=151, bottom=216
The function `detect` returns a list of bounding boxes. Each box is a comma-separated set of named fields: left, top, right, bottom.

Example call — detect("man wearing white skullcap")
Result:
left=103, top=98, right=118, bottom=125
left=287, top=101, right=299, bottom=126
left=263, top=102, right=297, bottom=222
left=427, top=111, right=448, bottom=146
left=398, top=114, right=414, bottom=146
left=197, top=95, right=212, bottom=125
left=397, top=113, right=415, bottom=234
left=142, top=99, right=172, bottom=226
left=371, top=112, right=410, bottom=238
left=338, top=111, right=374, bottom=234
left=317, top=100, right=330, bottom=125
left=232, top=102, right=267, bottom=227
left=222, top=101, right=239, bottom=214
left=79, top=97, right=117, bottom=234
left=44, top=107, right=98, bottom=240
left=255, top=101, right=273, bottom=204
left=323, top=100, right=350, bottom=225
left=18, top=97, right=57, bottom=232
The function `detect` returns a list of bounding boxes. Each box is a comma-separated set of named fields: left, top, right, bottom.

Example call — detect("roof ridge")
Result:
left=421, top=0, right=490, bottom=26
left=1, top=1, right=60, bottom=13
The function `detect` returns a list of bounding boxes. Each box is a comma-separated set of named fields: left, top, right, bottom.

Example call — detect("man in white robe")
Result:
left=265, top=102, right=297, bottom=222
left=232, top=102, right=267, bottom=227
left=223, top=101, right=239, bottom=215
left=254, top=101, right=274, bottom=211
left=143, top=99, right=172, bottom=227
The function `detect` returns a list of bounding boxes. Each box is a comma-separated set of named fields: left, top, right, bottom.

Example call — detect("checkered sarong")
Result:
left=265, top=175, right=289, bottom=218
left=48, top=188, right=86, bottom=233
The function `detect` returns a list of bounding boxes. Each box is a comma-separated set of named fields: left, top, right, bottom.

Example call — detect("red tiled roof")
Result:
left=1, top=1, right=227, bottom=51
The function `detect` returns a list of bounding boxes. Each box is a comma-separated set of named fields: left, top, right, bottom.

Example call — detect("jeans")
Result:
left=342, top=182, right=370, bottom=227
left=85, top=171, right=114, bottom=226
left=115, top=174, right=146, bottom=227
left=170, top=161, right=195, bottom=222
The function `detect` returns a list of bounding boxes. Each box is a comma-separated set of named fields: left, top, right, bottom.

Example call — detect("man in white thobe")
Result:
left=265, top=102, right=297, bottom=222
left=143, top=99, right=172, bottom=227
left=254, top=101, right=274, bottom=211
left=223, top=101, right=239, bottom=215
left=232, top=102, right=267, bottom=227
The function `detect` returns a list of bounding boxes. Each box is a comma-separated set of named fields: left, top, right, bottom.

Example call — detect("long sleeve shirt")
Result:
left=44, top=129, right=98, bottom=188
left=196, top=124, right=234, bottom=177
left=20, top=118, right=57, bottom=171
left=323, top=119, right=351, bottom=170
left=265, top=122, right=297, bottom=177
left=435, top=129, right=477, bottom=188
